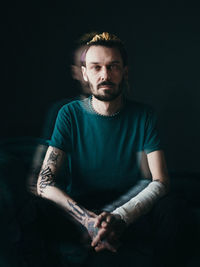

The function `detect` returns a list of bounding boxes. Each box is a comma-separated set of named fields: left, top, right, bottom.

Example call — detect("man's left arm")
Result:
left=92, top=150, right=169, bottom=250
left=146, top=149, right=169, bottom=189
left=112, top=150, right=169, bottom=224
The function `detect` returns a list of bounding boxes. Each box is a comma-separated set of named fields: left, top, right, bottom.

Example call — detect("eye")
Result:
left=91, top=65, right=101, bottom=71
left=108, top=64, right=119, bottom=71
left=94, top=65, right=101, bottom=71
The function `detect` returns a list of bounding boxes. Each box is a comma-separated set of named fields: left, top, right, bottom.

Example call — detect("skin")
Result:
left=36, top=45, right=169, bottom=253
left=82, top=45, right=128, bottom=116
left=37, top=146, right=117, bottom=252
left=71, top=45, right=92, bottom=96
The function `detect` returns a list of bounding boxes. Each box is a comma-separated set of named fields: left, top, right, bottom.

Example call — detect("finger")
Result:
left=94, top=241, right=117, bottom=253
left=91, top=228, right=107, bottom=247
left=94, top=214, right=104, bottom=228
left=101, top=214, right=117, bottom=229
left=105, top=214, right=115, bottom=224
left=94, top=212, right=108, bottom=227
left=91, top=228, right=106, bottom=247
left=94, top=217, right=101, bottom=228
left=103, top=242, right=117, bottom=253
left=101, top=220, right=109, bottom=228
left=94, top=242, right=107, bottom=252
left=94, top=241, right=114, bottom=252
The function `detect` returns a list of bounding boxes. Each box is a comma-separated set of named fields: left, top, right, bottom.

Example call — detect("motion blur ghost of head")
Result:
left=71, top=32, right=99, bottom=97
left=81, top=32, right=129, bottom=101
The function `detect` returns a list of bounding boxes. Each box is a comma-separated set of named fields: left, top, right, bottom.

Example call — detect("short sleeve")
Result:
left=143, top=108, right=162, bottom=154
left=49, top=106, right=72, bottom=153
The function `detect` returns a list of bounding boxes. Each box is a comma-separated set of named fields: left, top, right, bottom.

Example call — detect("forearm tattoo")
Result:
left=66, top=201, right=104, bottom=243
left=67, top=201, right=87, bottom=221
left=66, top=200, right=91, bottom=225
left=39, top=166, right=55, bottom=194
left=66, top=201, right=100, bottom=239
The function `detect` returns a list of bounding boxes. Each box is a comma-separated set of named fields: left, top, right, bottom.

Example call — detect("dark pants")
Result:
left=86, top=194, right=197, bottom=267
left=17, top=194, right=197, bottom=267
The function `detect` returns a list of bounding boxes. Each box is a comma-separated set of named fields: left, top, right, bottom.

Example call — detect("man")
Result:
left=36, top=32, right=187, bottom=266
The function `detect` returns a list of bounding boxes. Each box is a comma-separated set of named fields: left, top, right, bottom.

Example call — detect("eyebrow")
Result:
left=89, top=60, right=121, bottom=65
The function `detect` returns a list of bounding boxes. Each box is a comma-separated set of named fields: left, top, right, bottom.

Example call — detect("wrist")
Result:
left=66, top=199, right=96, bottom=227
left=112, top=212, right=126, bottom=224
left=81, top=215, right=90, bottom=228
left=112, top=213, right=122, bottom=220
left=112, top=181, right=166, bottom=225
left=82, top=210, right=97, bottom=227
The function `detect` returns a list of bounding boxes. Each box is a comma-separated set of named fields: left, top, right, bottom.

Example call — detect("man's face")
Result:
left=82, top=46, right=128, bottom=101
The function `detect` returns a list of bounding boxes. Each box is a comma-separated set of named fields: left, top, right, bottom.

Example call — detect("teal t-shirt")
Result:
left=50, top=97, right=161, bottom=206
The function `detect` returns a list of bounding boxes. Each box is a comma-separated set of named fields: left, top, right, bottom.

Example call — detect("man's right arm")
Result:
left=37, top=146, right=62, bottom=197
left=36, top=146, right=116, bottom=252
left=37, top=146, right=94, bottom=226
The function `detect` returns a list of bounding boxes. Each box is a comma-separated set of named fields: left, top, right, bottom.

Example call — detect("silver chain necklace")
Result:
left=90, top=96, right=123, bottom=117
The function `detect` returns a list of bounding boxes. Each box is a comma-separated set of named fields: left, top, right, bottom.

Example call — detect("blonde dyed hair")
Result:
left=82, top=31, right=128, bottom=66
left=87, top=32, right=123, bottom=45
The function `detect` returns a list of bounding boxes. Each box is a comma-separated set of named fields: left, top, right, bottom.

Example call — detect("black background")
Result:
left=1, top=1, right=200, bottom=172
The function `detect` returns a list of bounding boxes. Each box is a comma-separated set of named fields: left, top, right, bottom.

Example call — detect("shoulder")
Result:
left=58, top=97, right=89, bottom=116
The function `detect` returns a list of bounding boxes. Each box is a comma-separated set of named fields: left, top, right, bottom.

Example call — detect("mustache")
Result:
left=97, top=81, right=115, bottom=89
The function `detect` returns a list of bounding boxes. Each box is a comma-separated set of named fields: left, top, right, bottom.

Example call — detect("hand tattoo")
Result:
left=87, top=221, right=99, bottom=238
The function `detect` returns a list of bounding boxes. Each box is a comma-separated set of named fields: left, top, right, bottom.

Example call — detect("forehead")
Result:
left=85, top=46, right=123, bottom=65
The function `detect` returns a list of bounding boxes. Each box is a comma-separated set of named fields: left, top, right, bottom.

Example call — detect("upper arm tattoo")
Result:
left=47, top=150, right=60, bottom=165
left=38, top=148, right=64, bottom=195
left=38, top=166, right=56, bottom=194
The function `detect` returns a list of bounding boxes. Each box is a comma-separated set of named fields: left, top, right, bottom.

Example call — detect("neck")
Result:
left=91, top=94, right=124, bottom=116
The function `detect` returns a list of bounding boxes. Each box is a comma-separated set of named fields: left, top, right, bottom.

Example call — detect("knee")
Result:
left=152, top=193, right=197, bottom=238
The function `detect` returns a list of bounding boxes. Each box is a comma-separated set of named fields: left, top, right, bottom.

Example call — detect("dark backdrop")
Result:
left=1, top=2, right=200, bottom=172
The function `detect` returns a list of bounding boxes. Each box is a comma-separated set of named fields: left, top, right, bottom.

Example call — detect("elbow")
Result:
left=160, top=179, right=170, bottom=196
left=36, top=177, right=56, bottom=198
left=154, top=175, right=170, bottom=196
left=36, top=180, right=44, bottom=197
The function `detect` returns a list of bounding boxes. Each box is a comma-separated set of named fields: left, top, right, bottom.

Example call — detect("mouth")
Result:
left=98, top=83, right=115, bottom=90
left=99, top=85, right=114, bottom=89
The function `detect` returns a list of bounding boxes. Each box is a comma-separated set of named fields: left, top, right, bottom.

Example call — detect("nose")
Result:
left=100, top=66, right=110, bottom=81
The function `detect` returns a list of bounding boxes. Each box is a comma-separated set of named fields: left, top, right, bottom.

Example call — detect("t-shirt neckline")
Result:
left=87, top=96, right=125, bottom=119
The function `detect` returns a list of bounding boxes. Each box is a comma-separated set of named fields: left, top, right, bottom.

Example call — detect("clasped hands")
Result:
left=86, top=211, right=126, bottom=253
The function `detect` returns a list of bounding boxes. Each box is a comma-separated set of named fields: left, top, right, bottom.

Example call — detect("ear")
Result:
left=81, top=66, right=88, bottom=82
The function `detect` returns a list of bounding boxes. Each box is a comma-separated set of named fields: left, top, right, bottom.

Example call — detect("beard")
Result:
left=88, top=78, right=125, bottom=102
